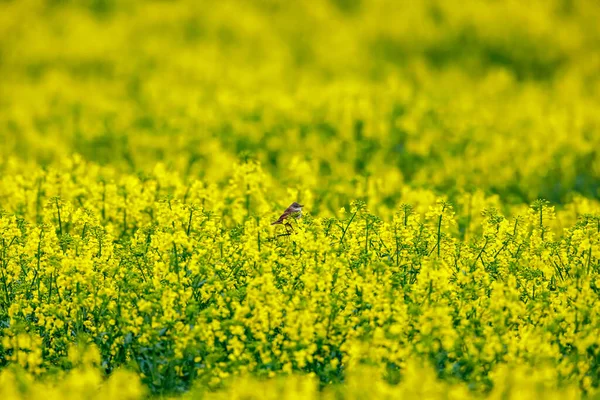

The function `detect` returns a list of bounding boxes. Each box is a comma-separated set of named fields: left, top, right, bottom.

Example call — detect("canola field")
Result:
left=1, top=0, right=600, bottom=398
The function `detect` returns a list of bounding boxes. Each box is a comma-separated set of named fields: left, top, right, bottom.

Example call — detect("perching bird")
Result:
left=271, top=202, right=303, bottom=225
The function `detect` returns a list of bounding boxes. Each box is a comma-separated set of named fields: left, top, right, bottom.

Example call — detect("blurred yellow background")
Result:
left=2, top=0, right=599, bottom=211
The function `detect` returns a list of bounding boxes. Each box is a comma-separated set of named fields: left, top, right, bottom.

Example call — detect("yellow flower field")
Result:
left=1, top=0, right=600, bottom=398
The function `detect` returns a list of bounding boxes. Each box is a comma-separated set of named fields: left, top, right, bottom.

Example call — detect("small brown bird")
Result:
left=271, top=202, right=304, bottom=225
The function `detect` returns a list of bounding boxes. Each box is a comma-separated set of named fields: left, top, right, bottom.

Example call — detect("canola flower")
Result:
left=0, top=158, right=599, bottom=399
left=1, top=0, right=600, bottom=399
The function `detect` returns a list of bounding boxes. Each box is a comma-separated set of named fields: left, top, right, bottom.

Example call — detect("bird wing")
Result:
left=271, top=210, right=288, bottom=225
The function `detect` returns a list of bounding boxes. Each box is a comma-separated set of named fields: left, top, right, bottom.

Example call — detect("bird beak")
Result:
left=298, top=204, right=304, bottom=207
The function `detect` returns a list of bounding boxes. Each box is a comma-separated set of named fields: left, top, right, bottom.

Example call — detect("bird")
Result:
left=271, top=202, right=304, bottom=225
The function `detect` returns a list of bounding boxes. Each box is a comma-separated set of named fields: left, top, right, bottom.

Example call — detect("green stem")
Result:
left=339, top=211, right=357, bottom=247
left=437, top=204, right=446, bottom=258
left=365, top=216, right=369, bottom=253
left=55, top=198, right=63, bottom=236
left=186, top=208, right=194, bottom=236
left=539, top=204, right=544, bottom=240
left=394, top=224, right=399, bottom=267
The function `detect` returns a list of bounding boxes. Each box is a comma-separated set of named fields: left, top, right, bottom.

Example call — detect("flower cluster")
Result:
left=0, top=159, right=599, bottom=398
